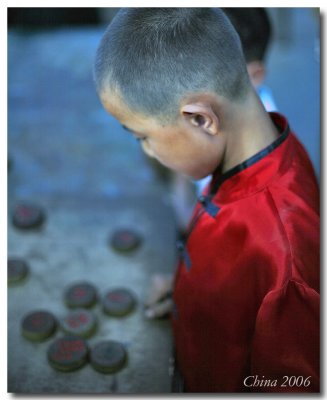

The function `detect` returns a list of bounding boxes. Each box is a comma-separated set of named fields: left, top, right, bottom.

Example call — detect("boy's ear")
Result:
left=181, top=103, right=219, bottom=136
left=247, top=61, right=266, bottom=88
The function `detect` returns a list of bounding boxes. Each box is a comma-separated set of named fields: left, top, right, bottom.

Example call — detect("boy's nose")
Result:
left=141, top=140, right=155, bottom=158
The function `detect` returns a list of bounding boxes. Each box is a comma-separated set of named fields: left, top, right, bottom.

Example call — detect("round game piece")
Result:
left=90, top=340, right=127, bottom=374
left=102, top=288, right=136, bottom=317
left=8, top=258, right=29, bottom=285
left=47, top=335, right=89, bottom=372
left=12, top=203, right=45, bottom=230
left=64, top=282, right=97, bottom=309
left=110, top=229, right=142, bottom=253
left=61, top=309, right=97, bottom=339
left=21, top=310, right=57, bottom=342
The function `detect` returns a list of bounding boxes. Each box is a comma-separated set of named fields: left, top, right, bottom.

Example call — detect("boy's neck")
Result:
left=221, top=91, right=279, bottom=173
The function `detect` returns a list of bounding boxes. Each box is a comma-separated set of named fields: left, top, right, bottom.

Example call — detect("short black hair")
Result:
left=94, top=8, right=251, bottom=122
left=222, top=8, right=272, bottom=63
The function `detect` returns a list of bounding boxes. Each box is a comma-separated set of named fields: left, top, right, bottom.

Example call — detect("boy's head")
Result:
left=222, top=8, right=272, bottom=87
left=94, top=8, right=253, bottom=179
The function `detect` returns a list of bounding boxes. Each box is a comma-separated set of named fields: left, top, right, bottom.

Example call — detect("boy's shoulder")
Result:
left=267, top=130, right=318, bottom=211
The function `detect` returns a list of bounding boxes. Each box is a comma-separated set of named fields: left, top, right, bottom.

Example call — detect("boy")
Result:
left=94, top=8, right=319, bottom=392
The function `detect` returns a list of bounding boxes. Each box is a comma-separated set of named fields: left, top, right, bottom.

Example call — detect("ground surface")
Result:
left=8, top=27, right=177, bottom=394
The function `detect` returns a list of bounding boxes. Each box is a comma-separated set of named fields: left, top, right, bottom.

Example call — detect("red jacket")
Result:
left=172, top=113, right=319, bottom=393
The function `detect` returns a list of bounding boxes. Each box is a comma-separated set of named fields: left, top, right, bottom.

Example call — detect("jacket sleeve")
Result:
left=250, top=279, right=319, bottom=392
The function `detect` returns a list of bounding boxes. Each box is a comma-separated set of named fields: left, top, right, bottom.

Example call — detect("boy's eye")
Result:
left=122, top=124, right=132, bottom=132
left=121, top=124, right=146, bottom=141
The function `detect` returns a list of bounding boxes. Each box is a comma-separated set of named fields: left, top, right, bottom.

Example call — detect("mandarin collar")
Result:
left=209, top=112, right=291, bottom=204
